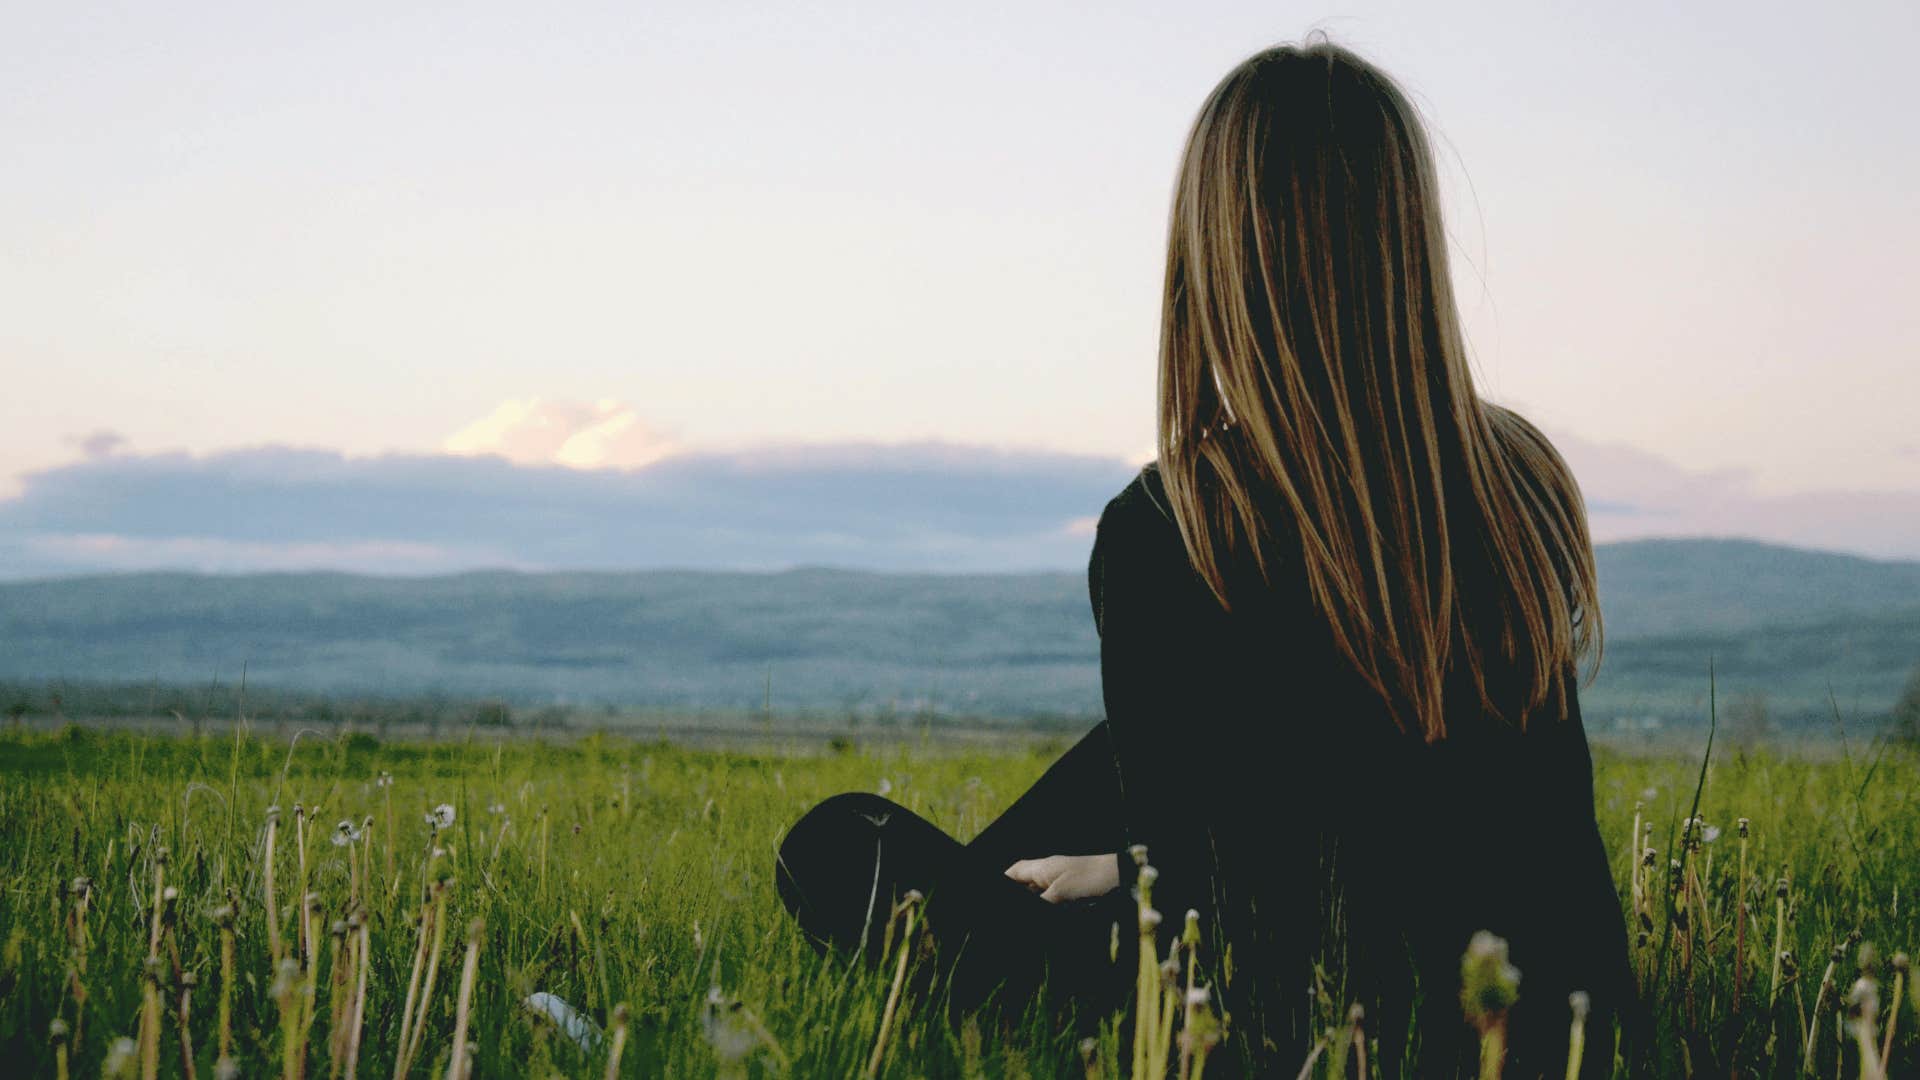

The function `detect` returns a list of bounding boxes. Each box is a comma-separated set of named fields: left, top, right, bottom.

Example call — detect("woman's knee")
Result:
left=779, top=793, right=900, bottom=863
left=774, top=792, right=914, bottom=951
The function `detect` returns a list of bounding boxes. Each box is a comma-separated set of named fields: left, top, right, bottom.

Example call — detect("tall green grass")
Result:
left=0, top=725, right=1912, bottom=1076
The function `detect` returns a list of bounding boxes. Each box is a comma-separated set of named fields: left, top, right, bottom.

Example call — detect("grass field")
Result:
left=0, top=724, right=1914, bottom=1078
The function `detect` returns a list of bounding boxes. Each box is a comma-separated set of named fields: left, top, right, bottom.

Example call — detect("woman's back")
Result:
left=1091, top=460, right=1631, bottom=1076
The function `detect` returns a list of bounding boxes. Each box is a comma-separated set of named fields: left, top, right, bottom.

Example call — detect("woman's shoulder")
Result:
left=1096, top=462, right=1181, bottom=544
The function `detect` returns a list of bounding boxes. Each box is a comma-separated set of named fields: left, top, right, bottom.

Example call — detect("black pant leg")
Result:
left=775, top=792, right=1129, bottom=1015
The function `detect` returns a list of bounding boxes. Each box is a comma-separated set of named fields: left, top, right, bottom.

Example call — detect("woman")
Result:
left=775, top=38, right=1632, bottom=1076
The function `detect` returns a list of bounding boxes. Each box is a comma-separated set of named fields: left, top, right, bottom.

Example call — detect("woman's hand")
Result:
left=1004, top=853, right=1120, bottom=903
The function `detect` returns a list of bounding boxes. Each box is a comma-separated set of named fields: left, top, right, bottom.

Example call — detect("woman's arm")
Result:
left=1086, top=473, right=1239, bottom=934
left=965, top=720, right=1127, bottom=869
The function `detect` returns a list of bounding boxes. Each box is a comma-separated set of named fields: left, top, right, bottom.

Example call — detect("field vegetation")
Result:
left=0, top=720, right=1914, bottom=1077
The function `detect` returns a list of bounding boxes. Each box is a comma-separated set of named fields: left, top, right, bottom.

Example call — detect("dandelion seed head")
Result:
left=376, top=772, right=394, bottom=789
left=1460, top=931, right=1522, bottom=1024
left=104, top=1037, right=138, bottom=1077
left=1189, top=986, right=1212, bottom=1007
left=488, top=802, right=506, bottom=815
left=162, top=885, right=178, bottom=902
left=48, top=1018, right=69, bottom=1040
left=1701, top=826, right=1721, bottom=843
left=429, top=803, right=457, bottom=829
left=1569, top=990, right=1591, bottom=1020
left=214, top=1057, right=240, bottom=1080
left=1847, top=976, right=1880, bottom=1018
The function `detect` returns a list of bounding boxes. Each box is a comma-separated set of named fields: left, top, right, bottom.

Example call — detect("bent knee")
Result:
left=774, top=791, right=905, bottom=945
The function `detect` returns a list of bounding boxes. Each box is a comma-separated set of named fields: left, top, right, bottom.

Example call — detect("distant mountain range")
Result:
left=2, top=538, right=1915, bottom=730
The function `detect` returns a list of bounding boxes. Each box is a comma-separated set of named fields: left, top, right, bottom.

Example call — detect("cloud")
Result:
left=0, top=428, right=1915, bottom=581
left=0, top=442, right=1136, bottom=578
left=68, top=429, right=129, bottom=459
left=1552, top=432, right=1920, bottom=560
left=443, top=398, right=676, bottom=469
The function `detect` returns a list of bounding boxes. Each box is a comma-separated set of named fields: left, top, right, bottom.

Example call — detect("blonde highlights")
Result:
left=1155, top=39, right=1601, bottom=740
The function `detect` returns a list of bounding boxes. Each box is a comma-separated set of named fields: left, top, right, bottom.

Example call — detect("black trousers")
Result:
left=773, top=723, right=1135, bottom=1019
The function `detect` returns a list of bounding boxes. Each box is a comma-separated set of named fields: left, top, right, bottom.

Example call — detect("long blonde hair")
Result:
left=1155, top=39, right=1601, bottom=740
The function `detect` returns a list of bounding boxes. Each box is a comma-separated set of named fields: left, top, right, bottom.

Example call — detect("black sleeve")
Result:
left=1089, top=485, right=1238, bottom=937
left=1512, top=695, right=1638, bottom=1074
left=963, top=720, right=1126, bottom=868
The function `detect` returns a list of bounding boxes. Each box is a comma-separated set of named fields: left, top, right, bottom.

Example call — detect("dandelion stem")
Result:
left=296, top=806, right=311, bottom=968
left=393, top=903, right=432, bottom=1080
left=1733, top=824, right=1750, bottom=1015
left=1769, top=880, right=1788, bottom=1007
left=1882, top=958, right=1905, bottom=1071
left=603, top=1004, right=629, bottom=1080
left=1566, top=991, right=1590, bottom=1080
left=266, top=810, right=285, bottom=966
left=176, top=975, right=198, bottom=1080
left=217, top=908, right=236, bottom=1060
left=345, top=915, right=371, bottom=1080
left=1803, top=946, right=1840, bottom=1077
left=403, top=882, right=451, bottom=1074
left=446, top=919, right=483, bottom=1080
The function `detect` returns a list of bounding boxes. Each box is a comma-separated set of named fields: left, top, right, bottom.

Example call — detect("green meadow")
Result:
left=0, top=724, right=1914, bottom=1078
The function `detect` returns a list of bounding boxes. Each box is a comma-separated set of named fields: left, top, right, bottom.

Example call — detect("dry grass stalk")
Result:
left=865, top=889, right=923, bottom=1079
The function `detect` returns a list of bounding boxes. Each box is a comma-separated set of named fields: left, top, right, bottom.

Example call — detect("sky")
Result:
left=2, top=1, right=1916, bottom=576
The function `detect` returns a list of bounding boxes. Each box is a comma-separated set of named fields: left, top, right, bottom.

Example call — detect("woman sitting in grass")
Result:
left=776, top=36, right=1632, bottom=1077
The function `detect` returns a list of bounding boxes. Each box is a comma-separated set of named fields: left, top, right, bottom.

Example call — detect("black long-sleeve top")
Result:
left=1085, top=464, right=1632, bottom=1076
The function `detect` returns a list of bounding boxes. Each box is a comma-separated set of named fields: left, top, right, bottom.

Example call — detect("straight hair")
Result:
left=1155, top=38, right=1602, bottom=740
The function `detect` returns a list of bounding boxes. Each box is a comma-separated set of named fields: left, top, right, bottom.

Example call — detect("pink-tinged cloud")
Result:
left=1549, top=431, right=1920, bottom=560
left=443, top=398, right=678, bottom=470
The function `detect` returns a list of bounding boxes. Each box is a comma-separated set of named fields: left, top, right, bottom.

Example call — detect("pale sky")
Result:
left=3, top=1, right=1916, bottom=511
